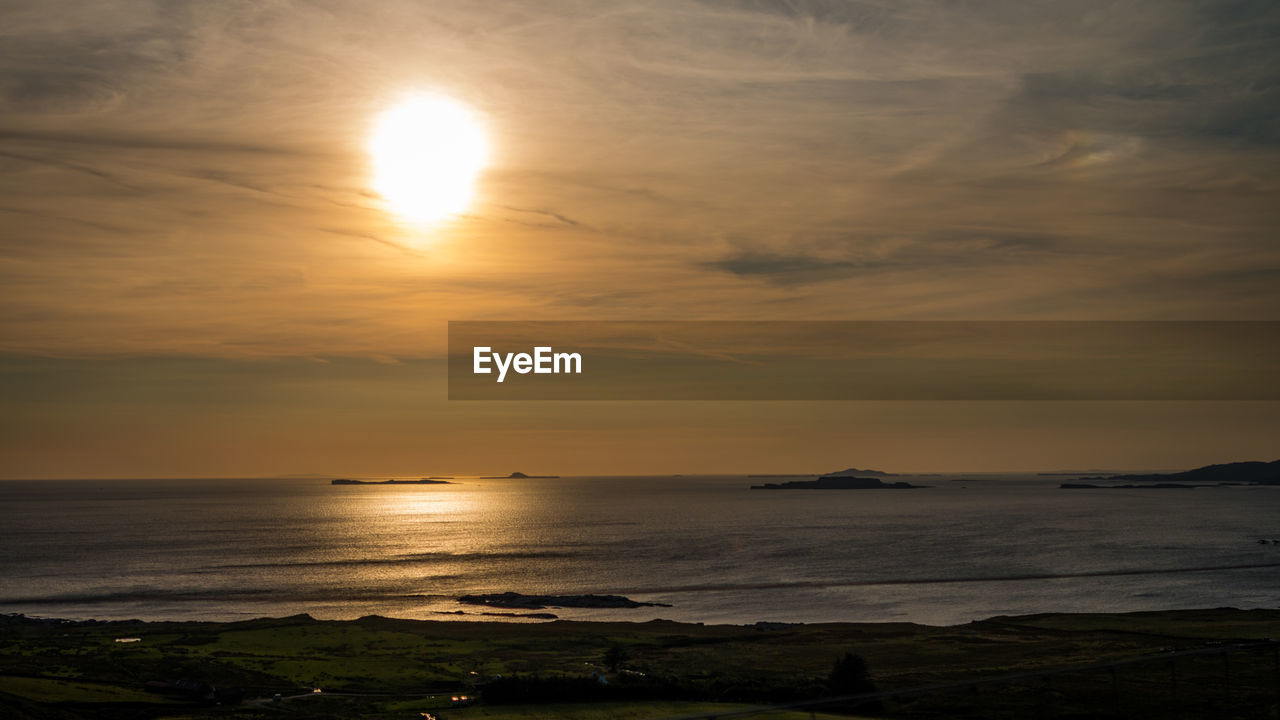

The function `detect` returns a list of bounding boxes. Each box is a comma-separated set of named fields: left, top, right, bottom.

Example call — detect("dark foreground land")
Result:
left=2, top=608, right=1279, bottom=719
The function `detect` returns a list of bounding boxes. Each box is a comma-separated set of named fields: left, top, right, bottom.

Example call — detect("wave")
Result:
left=608, top=561, right=1280, bottom=595
left=201, top=549, right=578, bottom=571
left=0, top=587, right=462, bottom=606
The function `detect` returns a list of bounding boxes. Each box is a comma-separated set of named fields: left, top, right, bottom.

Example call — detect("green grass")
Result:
left=446, top=700, right=868, bottom=719
left=0, top=674, right=173, bottom=703
left=3, top=609, right=1279, bottom=718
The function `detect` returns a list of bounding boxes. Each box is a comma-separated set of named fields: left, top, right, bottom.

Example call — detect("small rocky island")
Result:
left=457, top=592, right=671, bottom=610
left=748, top=467, right=897, bottom=479
left=751, top=475, right=925, bottom=490
left=480, top=471, right=560, bottom=479
left=331, top=478, right=453, bottom=485
left=823, top=467, right=898, bottom=477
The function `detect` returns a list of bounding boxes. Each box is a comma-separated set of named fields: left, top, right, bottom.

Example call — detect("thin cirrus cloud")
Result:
left=0, top=0, right=1277, bottom=360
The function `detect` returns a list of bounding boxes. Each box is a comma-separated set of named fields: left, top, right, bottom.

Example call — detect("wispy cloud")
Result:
left=1, top=0, right=1277, bottom=358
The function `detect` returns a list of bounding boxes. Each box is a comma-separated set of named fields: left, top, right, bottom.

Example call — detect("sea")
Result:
left=1, top=475, right=1277, bottom=626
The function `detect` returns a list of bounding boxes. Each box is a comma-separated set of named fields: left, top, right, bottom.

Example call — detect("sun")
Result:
left=368, top=93, right=489, bottom=225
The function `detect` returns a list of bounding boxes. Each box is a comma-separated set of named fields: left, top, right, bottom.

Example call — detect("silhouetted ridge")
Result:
left=752, top=476, right=925, bottom=490
left=824, top=467, right=896, bottom=477
left=1102, top=460, right=1280, bottom=485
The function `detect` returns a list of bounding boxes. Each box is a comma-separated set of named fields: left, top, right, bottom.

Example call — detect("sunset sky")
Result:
left=2, top=1, right=1277, bottom=477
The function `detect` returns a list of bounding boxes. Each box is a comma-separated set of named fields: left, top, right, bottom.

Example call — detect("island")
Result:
left=457, top=592, right=671, bottom=610
left=436, top=609, right=561, bottom=620
left=330, top=478, right=453, bottom=485
left=751, top=475, right=925, bottom=490
left=749, top=467, right=900, bottom=479
left=479, top=471, right=560, bottom=479
left=823, top=466, right=898, bottom=477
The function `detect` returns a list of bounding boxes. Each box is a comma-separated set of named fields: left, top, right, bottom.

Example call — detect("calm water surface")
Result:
left=1, top=475, right=1277, bottom=625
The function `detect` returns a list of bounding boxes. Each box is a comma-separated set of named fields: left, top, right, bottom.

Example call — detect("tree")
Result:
left=826, top=652, right=881, bottom=713
left=604, top=643, right=628, bottom=672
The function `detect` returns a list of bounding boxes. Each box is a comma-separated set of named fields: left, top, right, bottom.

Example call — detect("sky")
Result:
left=1, top=1, right=1277, bottom=477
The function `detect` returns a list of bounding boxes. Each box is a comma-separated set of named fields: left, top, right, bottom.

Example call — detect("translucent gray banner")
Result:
left=447, top=321, right=1279, bottom=400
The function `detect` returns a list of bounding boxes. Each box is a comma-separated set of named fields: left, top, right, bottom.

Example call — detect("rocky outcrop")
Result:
left=751, top=476, right=924, bottom=490
left=457, top=592, right=671, bottom=610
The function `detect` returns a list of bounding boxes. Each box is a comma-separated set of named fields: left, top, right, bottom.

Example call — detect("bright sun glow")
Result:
left=369, top=94, right=489, bottom=224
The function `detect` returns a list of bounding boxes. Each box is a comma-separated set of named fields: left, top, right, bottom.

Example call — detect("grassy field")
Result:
left=2, top=609, right=1278, bottom=719
left=0, top=675, right=173, bottom=704
left=437, top=700, right=862, bottom=719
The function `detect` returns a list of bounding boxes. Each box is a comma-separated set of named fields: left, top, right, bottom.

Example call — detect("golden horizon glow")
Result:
left=369, top=93, right=489, bottom=225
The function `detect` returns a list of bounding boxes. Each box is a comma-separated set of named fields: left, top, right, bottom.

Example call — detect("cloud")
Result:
left=704, top=232, right=1069, bottom=285
left=704, top=251, right=860, bottom=283
left=0, top=0, right=1277, bottom=359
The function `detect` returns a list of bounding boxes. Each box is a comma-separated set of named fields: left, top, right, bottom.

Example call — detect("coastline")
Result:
left=9, top=603, right=1280, bottom=631
left=6, top=475, right=1277, bottom=629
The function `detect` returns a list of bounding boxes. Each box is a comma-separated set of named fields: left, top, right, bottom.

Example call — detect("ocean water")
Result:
left=1, top=475, right=1277, bottom=625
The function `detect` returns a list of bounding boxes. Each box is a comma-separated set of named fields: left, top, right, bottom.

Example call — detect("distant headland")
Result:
left=1100, top=460, right=1280, bottom=485
left=331, top=478, right=454, bottom=485
left=748, top=467, right=897, bottom=479
left=823, top=467, right=897, bottom=477
left=1061, top=460, right=1280, bottom=489
left=751, top=475, right=925, bottom=490
left=480, top=471, right=560, bottom=479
